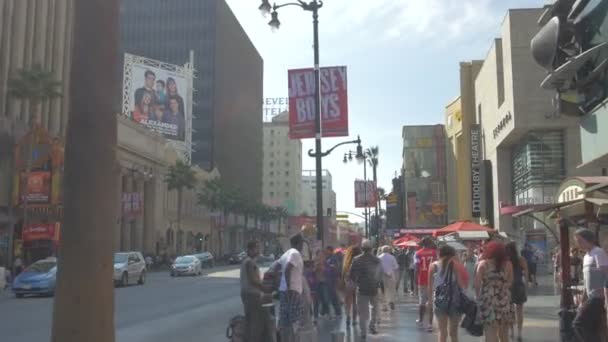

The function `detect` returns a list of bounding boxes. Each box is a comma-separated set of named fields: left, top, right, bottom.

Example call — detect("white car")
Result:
left=170, top=255, right=203, bottom=277
left=113, top=252, right=146, bottom=287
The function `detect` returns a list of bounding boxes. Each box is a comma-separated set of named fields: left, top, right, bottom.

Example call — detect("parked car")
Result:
left=193, top=252, right=215, bottom=268
left=113, top=252, right=146, bottom=287
left=170, top=255, right=203, bottom=277
left=227, top=251, right=247, bottom=264
left=12, top=257, right=57, bottom=298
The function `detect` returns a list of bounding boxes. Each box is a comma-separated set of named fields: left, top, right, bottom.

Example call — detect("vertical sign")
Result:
left=470, top=124, right=482, bottom=217
left=354, top=180, right=377, bottom=208
left=288, top=66, right=349, bottom=139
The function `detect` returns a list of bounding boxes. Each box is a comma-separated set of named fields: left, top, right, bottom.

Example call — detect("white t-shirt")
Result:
left=583, top=246, right=608, bottom=298
left=279, top=248, right=304, bottom=294
left=379, top=253, right=399, bottom=276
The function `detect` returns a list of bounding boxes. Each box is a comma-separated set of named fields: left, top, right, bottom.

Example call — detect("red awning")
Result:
left=432, top=220, right=495, bottom=237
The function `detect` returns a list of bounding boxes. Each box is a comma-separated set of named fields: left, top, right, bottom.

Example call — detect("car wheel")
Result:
left=138, top=271, right=146, bottom=285
left=120, top=272, right=128, bottom=287
left=15, top=293, right=24, bottom=298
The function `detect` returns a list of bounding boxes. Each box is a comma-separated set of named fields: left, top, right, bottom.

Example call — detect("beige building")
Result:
left=474, top=8, right=595, bottom=239
left=445, top=61, right=483, bottom=222
left=301, top=169, right=336, bottom=218
left=262, top=112, right=302, bottom=215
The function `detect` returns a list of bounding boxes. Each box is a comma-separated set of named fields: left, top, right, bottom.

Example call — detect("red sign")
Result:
left=20, top=171, right=51, bottom=204
left=22, top=223, right=56, bottom=241
left=288, top=66, right=349, bottom=139
left=122, top=192, right=143, bottom=217
left=354, top=180, right=377, bottom=208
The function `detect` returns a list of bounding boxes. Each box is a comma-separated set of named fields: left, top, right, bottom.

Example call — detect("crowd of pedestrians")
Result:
left=237, top=229, right=588, bottom=342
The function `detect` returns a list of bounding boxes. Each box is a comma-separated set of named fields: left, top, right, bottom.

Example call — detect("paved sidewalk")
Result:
left=316, top=277, right=560, bottom=341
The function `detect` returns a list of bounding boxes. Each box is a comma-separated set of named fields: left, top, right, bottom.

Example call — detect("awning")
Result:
left=457, top=231, right=490, bottom=240
left=445, top=241, right=467, bottom=251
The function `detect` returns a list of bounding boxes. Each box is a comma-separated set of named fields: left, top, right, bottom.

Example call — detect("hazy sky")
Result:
left=226, top=0, right=546, bottom=221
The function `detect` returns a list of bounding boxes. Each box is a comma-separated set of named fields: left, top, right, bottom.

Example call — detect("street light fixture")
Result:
left=259, top=0, right=326, bottom=245
left=259, top=0, right=272, bottom=16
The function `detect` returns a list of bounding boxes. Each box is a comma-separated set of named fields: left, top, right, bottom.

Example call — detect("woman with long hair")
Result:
left=132, top=90, right=152, bottom=123
left=475, top=241, right=514, bottom=342
left=166, top=77, right=185, bottom=114
left=342, top=245, right=362, bottom=327
left=428, top=245, right=468, bottom=342
left=506, top=242, right=528, bottom=342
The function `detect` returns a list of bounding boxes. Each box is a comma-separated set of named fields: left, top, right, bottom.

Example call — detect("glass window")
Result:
left=285, top=171, right=289, bottom=176
left=270, top=192, right=274, bottom=197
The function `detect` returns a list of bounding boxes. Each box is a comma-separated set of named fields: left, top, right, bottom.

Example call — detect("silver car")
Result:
left=113, top=252, right=146, bottom=287
left=170, top=255, right=202, bottom=277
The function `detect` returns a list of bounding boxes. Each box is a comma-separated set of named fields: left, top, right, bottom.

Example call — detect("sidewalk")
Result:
left=316, top=277, right=560, bottom=341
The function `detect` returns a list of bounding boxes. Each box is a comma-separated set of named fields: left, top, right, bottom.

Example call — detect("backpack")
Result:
left=226, top=315, right=246, bottom=342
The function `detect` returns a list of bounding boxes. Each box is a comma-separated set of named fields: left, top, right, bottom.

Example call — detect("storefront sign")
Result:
left=263, top=97, right=289, bottom=119
left=288, top=66, right=349, bottom=139
left=22, top=224, right=56, bottom=241
left=20, top=171, right=51, bottom=204
left=470, top=124, right=482, bottom=217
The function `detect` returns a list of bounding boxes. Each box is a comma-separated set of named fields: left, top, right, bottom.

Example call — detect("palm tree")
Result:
left=198, top=179, right=237, bottom=256
left=365, top=146, right=380, bottom=237
left=274, top=206, right=289, bottom=236
left=51, top=1, right=120, bottom=342
left=7, top=64, right=62, bottom=249
left=165, top=160, right=197, bottom=254
left=377, top=187, right=387, bottom=211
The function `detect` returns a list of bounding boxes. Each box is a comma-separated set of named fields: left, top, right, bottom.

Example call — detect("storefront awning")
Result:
left=457, top=231, right=490, bottom=240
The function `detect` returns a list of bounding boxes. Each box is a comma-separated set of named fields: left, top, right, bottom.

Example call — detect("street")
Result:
left=1, top=267, right=560, bottom=342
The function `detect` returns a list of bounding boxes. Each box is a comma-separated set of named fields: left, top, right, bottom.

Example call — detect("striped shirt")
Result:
left=350, top=252, right=381, bottom=296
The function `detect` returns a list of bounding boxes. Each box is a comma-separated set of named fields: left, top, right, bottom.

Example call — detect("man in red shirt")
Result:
left=415, top=237, right=437, bottom=332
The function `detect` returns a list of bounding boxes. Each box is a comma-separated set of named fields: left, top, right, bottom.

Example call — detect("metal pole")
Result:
left=313, top=4, right=324, bottom=247
left=364, top=157, right=368, bottom=238
left=557, top=218, right=575, bottom=342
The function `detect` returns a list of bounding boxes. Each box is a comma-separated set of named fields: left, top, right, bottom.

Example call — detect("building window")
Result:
left=285, top=171, right=289, bottom=176
left=285, top=161, right=290, bottom=167
left=285, top=151, right=290, bottom=157
left=270, top=152, right=274, bottom=157
left=285, top=192, right=289, bottom=196
left=270, top=161, right=274, bottom=167
left=285, top=182, right=289, bottom=187
left=271, top=129, right=275, bottom=135
left=270, top=141, right=274, bottom=146
left=270, top=192, right=274, bottom=197
left=269, top=181, right=274, bottom=186
left=269, top=171, right=274, bottom=176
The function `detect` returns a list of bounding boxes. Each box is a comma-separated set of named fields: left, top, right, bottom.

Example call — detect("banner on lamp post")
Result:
left=354, top=180, right=377, bottom=208
left=288, top=66, right=349, bottom=139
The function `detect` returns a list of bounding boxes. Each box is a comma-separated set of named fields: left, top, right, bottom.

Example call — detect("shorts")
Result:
left=418, top=286, right=429, bottom=305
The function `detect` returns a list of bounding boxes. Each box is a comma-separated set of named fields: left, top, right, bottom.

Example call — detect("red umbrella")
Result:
left=432, top=220, right=495, bottom=237
left=395, top=240, right=420, bottom=248
left=393, top=234, right=420, bottom=246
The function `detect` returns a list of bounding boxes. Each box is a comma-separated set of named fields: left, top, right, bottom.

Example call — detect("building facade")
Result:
left=445, top=61, right=483, bottom=223
left=301, top=170, right=336, bottom=218
left=402, top=125, right=448, bottom=229
left=474, top=8, right=596, bottom=239
left=262, top=112, right=302, bottom=215
left=119, top=0, right=263, bottom=202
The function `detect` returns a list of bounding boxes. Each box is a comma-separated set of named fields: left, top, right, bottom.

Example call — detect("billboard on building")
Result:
left=354, top=180, right=377, bottom=208
left=470, top=124, right=482, bottom=217
left=288, top=66, right=349, bottom=139
left=20, top=171, right=51, bottom=204
left=122, top=54, right=194, bottom=160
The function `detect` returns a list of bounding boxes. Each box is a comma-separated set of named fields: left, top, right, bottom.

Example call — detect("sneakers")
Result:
left=416, top=319, right=423, bottom=328
left=425, top=324, right=433, bottom=333
left=369, top=326, right=378, bottom=335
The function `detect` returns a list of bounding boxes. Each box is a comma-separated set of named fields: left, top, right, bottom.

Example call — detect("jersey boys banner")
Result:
left=288, top=66, right=349, bottom=139
left=354, top=180, right=377, bottom=208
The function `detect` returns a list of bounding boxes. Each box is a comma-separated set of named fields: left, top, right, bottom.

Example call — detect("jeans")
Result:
left=395, top=267, right=406, bottom=292
left=408, top=269, right=416, bottom=293
left=357, top=294, right=379, bottom=335
left=315, top=282, right=330, bottom=316
left=573, top=296, right=606, bottom=342
left=327, top=282, right=342, bottom=316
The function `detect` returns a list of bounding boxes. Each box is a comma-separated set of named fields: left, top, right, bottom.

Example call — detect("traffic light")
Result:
left=531, top=0, right=608, bottom=116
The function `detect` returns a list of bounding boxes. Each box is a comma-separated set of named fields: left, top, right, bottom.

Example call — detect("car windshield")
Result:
left=27, top=261, right=56, bottom=273
left=114, top=254, right=128, bottom=264
left=175, top=256, right=194, bottom=264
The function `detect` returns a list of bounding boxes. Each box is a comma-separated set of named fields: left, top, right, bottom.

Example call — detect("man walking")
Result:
left=573, top=228, right=608, bottom=342
left=415, top=237, right=437, bottom=332
left=395, top=248, right=410, bottom=295
left=407, top=247, right=416, bottom=295
left=350, top=239, right=381, bottom=339
left=522, top=244, right=538, bottom=287
left=278, top=234, right=305, bottom=342
left=324, top=246, right=342, bottom=318
left=240, top=241, right=273, bottom=342
left=378, top=246, right=399, bottom=311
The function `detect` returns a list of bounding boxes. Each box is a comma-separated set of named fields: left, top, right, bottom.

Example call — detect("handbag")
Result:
left=460, top=304, right=484, bottom=337
left=434, top=261, right=457, bottom=313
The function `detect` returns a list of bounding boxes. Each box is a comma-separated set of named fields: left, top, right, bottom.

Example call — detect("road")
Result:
left=1, top=266, right=248, bottom=342
left=1, top=268, right=560, bottom=342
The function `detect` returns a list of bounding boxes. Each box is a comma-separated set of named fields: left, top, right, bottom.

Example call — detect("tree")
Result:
left=365, top=146, right=381, bottom=237
left=7, top=64, right=63, bottom=255
left=51, top=1, right=120, bottom=342
left=198, top=179, right=237, bottom=256
left=165, top=160, right=197, bottom=253
left=274, top=206, right=289, bottom=236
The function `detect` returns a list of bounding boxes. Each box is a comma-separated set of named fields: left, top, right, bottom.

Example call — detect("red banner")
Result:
left=22, top=223, right=56, bottom=241
left=288, top=66, right=349, bottom=139
left=354, top=180, right=377, bottom=208
left=20, top=171, right=51, bottom=204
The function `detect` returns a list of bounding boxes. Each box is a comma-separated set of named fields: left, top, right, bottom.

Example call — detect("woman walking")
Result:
left=428, top=245, right=468, bottom=342
left=341, top=246, right=362, bottom=327
left=475, top=241, right=514, bottom=342
left=506, top=242, right=528, bottom=342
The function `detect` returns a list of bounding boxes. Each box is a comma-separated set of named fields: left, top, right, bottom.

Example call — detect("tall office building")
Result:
left=119, top=0, right=263, bottom=201
left=301, top=170, right=336, bottom=218
left=262, top=112, right=302, bottom=215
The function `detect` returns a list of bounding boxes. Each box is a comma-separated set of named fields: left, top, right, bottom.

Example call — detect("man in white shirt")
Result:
left=573, top=228, right=608, bottom=342
left=278, top=234, right=305, bottom=342
left=379, top=245, right=399, bottom=311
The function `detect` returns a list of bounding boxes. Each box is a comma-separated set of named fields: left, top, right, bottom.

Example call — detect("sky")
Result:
left=225, top=0, right=547, bottom=221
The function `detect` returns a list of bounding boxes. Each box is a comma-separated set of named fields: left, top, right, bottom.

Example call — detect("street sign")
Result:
left=336, top=214, right=349, bottom=219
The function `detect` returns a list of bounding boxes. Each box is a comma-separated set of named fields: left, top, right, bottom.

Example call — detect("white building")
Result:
left=301, top=169, right=337, bottom=218
left=262, top=112, right=302, bottom=215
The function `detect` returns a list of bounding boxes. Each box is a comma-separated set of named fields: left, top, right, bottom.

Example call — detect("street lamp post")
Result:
left=259, top=0, right=326, bottom=245
left=343, top=150, right=369, bottom=238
